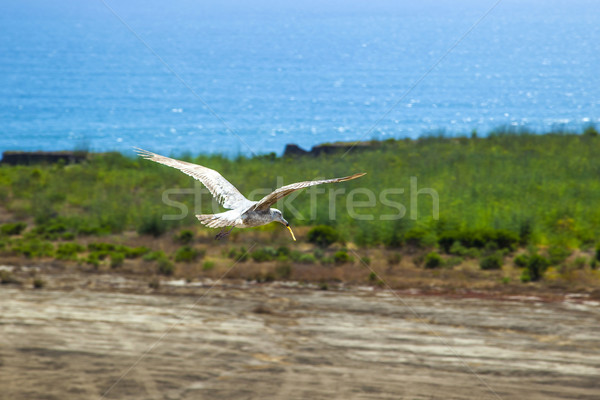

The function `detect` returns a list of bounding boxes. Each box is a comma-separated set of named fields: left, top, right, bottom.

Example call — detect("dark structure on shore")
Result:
left=283, top=141, right=377, bottom=157
left=1, top=151, right=88, bottom=166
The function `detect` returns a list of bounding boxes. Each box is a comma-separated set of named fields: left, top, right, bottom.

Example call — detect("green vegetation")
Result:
left=480, top=253, right=503, bottom=270
left=424, top=252, right=443, bottom=269
left=1, top=222, right=26, bottom=236
left=1, top=132, right=599, bottom=249
left=519, top=254, right=550, bottom=282
left=307, top=225, right=340, bottom=248
left=174, top=246, right=203, bottom=263
left=2, top=130, right=600, bottom=286
left=333, top=250, right=352, bottom=264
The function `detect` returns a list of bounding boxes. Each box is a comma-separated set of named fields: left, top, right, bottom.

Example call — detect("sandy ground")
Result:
left=0, top=276, right=599, bottom=400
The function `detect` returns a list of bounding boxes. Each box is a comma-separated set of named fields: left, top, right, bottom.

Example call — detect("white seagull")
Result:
left=135, top=148, right=366, bottom=240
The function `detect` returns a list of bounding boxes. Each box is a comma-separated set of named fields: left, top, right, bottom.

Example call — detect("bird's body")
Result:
left=136, top=148, right=366, bottom=240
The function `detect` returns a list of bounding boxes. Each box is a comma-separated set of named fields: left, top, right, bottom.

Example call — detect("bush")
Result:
left=333, top=250, right=352, bottom=264
left=1, top=222, right=27, bottom=236
left=88, top=242, right=116, bottom=252
left=202, top=260, right=215, bottom=270
left=307, top=225, right=340, bottom=248
left=174, top=246, right=203, bottom=263
left=480, top=253, right=503, bottom=270
left=122, top=246, right=149, bottom=259
left=368, top=272, right=377, bottom=282
left=276, top=246, right=291, bottom=257
left=439, top=229, right=519, bottom=253
left=56, top=242, right=85, bottom=260
left=110, top=252, right=125, bottom=268
left=424, top=252, right=443, bottom=269
left=596, top=243, right=600, bottom=262
left=157, top=258, right=175, bottom=276
left=522, top=254, right=550, bottom=282
left=297, top=253, right=317, bottom=264
left=251, top=247, right=277, bottom=262
left=143, top=250, right=166, bottom=262
left=360, top=256, right=371, bottom=266
left=33, top=277, right=45, bottom=289
left=404, top=228, right=430, bottom=248
left=12, top=239, right=54, bottom=258
left=137, top=213, right=168, bottom=237
left=514, top=254, right=529, bottom=268
left=174, top=230, right=194, bottom=244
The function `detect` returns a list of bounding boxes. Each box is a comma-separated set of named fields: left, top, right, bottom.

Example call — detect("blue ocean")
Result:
left=1, top=0, right=599, bottom=156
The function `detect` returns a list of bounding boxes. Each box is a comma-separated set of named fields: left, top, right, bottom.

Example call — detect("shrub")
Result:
left=307, top=225, right=339, bottom=248
left=110, top=252, right=125, bottom=268
left=360, top=256, right=371, bottom=266
left=251, top=247, right=277, bottom=262
left=202, top=260, right=215, bottom=270
left=523, top=254, right=550, bottom=282
left=122, top=246, right=149, bottom=259
left=88, top=242, right=116, bottom=252
left=596, top=243, right=600, bottom=262
left=424, top=252, right=443, bottom=269
left=56, top=242, right=85, bottom=260
left=143, top=250, right=166, bottom=262
left=514, top=254, right=529, bottom=268
left=439, top=229, right=519, bottom=253
left=368, top=272, right=377, bottom=282
left=12, top=239, right=54, bottom=258
left=1, top=222, right=27, bottom=236
left=86, top=252, right=101, bottom=267
left=333, top=250, right=352, bottom=264
left=174, top=246, right=203, bottom=263
left=446, top=256, right=463, bottom=268
left=157, top=258, right=175, bottom=276
left=480, top=253, right=502, bottom=270
left=449, top=241, right=469, bottom=256
left=33, top=277, right=45, bottom=289
left=404, top=228, right=430, bottom=247
left=297, top=253, right=317, bottom=264
left=137, top=214, right=168, bottom=237
left=276, top=246, right=291, bottom=257
left=174, top=230, right=194, bottom=244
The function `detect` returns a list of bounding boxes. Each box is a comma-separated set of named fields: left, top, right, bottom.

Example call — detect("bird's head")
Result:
left=271, top=208, right=296, bottom=241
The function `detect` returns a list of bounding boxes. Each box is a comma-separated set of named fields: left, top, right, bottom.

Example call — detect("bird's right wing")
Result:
left=250, top=173, right=366, bottom=211
left=135, top=148, right=249, bottom=210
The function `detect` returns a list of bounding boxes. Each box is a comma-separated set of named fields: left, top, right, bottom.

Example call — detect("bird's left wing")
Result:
left=250, top=173, right=366, bottom=211
left=135, top=148, right=249, bottom=210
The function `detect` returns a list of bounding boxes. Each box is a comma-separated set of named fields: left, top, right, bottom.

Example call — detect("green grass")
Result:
left=1, top=130, right=600, bottom=249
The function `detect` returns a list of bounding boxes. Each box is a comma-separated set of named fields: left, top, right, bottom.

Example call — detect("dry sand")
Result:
left=0, top=276, right=599, bottom=400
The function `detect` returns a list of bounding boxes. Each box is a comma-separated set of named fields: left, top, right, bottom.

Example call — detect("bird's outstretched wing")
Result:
left=135, top=148, right=249, bottom=210
left=250, top=173, right=366, bottom=211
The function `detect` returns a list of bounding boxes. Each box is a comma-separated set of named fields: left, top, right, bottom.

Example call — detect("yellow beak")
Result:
left=286, top=225, right=296, bottom=241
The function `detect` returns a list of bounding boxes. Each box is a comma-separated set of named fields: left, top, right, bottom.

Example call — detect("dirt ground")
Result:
left=0, top=273, right=599, bottom=400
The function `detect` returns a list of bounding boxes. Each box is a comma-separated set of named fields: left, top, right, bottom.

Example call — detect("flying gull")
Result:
left=135, top=148, right=366, bottom=240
